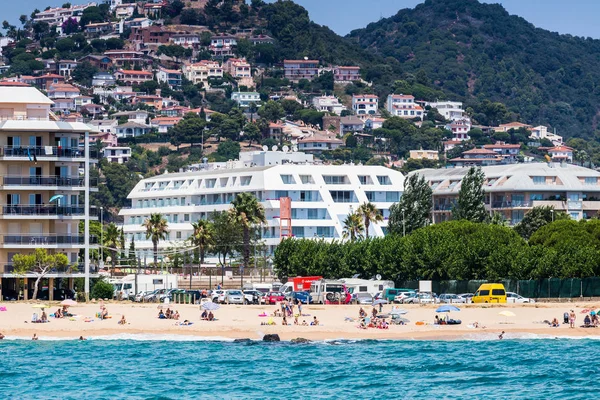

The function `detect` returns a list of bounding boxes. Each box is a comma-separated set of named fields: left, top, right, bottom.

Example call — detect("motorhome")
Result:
left=310, top=279, right=351, bottom=304
left=280, top=276, right=323, bottom=296
left=113, top=274, right=178, bottom=300
left=340, top=278, right=394, bottom=297
left=252, top=283, right=273, bottom=294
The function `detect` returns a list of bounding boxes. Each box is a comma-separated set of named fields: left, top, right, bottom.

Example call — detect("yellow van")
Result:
left=472, top=283, right=507, bottom=303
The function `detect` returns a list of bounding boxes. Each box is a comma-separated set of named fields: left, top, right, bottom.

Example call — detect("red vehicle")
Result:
left=289, top=276, right=322, bottom=292
left=266, top=291, right=285, bottom=304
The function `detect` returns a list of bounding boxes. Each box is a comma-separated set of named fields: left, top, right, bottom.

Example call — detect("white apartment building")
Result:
left=119, top=150, right=404, bottom=260
left=530, top=125, right=563, bottom=145
left=415, top=163, right=600, bottom=225
left=424, top=101, right=464, bottom=121
left=231, top=92, right=261, bottom=108
left=182, top=61, right=223, bottom=88
left=312, top=96, right=346, bottom=115
left=0, top=87, right=98, bottom=300
left=386, top=94, right=424, bottom=120
left=34, top=2, right=96, bottom=26
left=352, top=95, right=379, bottom=116
left=103, top=146, right=131, bottom=164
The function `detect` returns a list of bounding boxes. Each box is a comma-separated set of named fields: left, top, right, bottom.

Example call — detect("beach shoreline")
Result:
left=2, top=302, right=600, bottom=341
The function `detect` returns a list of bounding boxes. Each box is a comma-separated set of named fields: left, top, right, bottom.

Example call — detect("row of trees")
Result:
left=273, top=219, right=600, bottom=283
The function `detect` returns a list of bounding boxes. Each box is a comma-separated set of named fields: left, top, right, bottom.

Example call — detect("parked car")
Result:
left=211, top=290, right=226, bottom=303
left=458, top=293, right=474, bottom=303
left=438, top=294, right=467, bottom=304
left=134, top=291, right=153, bottom=302
left=266, top=291, right=285, bottom=304
left=224, top=290, right=245, bottom=304
left=506, top=292, right=535, bottom=304
left=242, top=290, right=263, bottom=305
left=401, top=292, right=420, bottom=304
left=289, top=291, right=312, bottom=304
left=394, top=292, right=416, bottom=304
left=415, top=292, right=436, bottom=304
left=144, top=289, right=168, bottom=302
left=354, top=292, right=374, bottom=305
left=161, top=289, right=186, bottom=302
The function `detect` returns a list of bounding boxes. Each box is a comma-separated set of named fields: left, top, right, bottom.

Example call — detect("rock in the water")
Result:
left=233, top=338, right=252, bottom=343
left=262, top=334, right=281, bottom=342
left=290, top=338, right=311, bottom=344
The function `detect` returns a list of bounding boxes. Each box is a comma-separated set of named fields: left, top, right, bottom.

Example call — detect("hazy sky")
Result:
left=6, top=0, right=600, bottom=39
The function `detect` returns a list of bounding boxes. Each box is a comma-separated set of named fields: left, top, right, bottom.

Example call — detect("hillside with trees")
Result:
left=346, top=0, right=600, bottom=140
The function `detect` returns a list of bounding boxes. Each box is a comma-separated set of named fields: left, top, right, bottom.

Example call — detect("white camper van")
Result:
left=113, top=274, right=178, bottom=300
left=340, top=278, right=394, bottom=298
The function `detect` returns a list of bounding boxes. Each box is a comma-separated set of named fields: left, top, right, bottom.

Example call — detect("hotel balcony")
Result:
left=490, top=201, right=533, bottom=209
left=1, top=205, right=98, bottom=219
left=2, top=176, right=98, bottom=190
left=0, top=234, right=98, bottom=248
left=0, top=146, right=98, bottom=160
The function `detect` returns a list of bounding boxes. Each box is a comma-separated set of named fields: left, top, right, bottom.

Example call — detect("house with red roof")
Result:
left=115, top=69, right=153, bottom=85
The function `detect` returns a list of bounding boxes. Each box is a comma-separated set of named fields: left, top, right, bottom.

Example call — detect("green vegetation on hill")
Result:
left=347, top=0, right=600, bottom=140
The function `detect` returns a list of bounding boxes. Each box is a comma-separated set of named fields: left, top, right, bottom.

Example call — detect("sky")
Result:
left=5, top=0, right=600, bottom=39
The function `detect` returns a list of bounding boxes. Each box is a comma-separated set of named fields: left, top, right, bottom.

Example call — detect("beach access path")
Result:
left=1, top=302, right=599, bottom=340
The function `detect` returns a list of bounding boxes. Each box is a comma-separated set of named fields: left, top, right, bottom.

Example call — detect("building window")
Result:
left=323, top=175, right=347, bottom=184
left=184, top=214, right=190, bottom=222
left=280, top=174, right=295, bottom=184
left=532, top=176, right=545, bottom=185
left=330, top=190, right=354, bottom=203
left=316, top=226, right=334, bottom=237
left=300, top=175, right=314, bottom=184
left=358, top=175, right=372, bottom=185
left=585, top=177, right=597, bottom=185
left=386, top=192, right=400, bottom=202
left=377, top=176, right=391, bottom=185
left=292, top=226, right=305, bottom=238
left=529, top=194, right=543, bottom=201
left=365, top=191, right=375, bottom=202
left=275, top=190, right=289, bottom=199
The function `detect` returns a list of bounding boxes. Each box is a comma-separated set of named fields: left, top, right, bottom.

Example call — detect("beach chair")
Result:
left=31, top=313, right=38, bottom=323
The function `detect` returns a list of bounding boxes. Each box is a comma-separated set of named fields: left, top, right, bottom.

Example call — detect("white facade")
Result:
left=231, top=92, right=261, bottom=108
left=386, top=94, right=424, bottom=120
left=425, top=101, right=464, bottom=121
left=34, top=3, right=96, bottom=26
left=352, top=95, right=379, bottom=116
left=119, top=151, right=404, bottom=260
left=103, top=146, right=131, bottom=164
left=312, top=96, right=346, bottom=115
left=182, top=61, right=223, bottom=88
left=530, top=125, right=563, bottom=145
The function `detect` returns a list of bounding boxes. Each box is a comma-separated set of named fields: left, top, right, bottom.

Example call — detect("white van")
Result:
left=340, top=278, right=394, bottom=298
left=113, top=274, right=178, bottom=300
left=252, top=283, right=272, bottom=294
left=310, top=279, right=346, bottom=304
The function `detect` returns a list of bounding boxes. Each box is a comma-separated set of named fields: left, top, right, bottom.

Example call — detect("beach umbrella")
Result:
left=32, top=304, right=49, bottom=309
left=201, top=301, right=220, bottom=311
left=61, top=299, right=77, bottom=306
left=372, top=299, right=388, bottom=306
left=436, top=305, right=461, bottom=313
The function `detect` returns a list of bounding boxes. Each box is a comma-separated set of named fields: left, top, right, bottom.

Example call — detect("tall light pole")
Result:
left=100, top=206, right=104, bottom=265
left=402, top=208, right=406, bottom=237
left=550, top=209, right=554, bottom=222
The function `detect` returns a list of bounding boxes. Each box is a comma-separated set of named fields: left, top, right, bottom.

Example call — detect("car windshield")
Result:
left=270, top=292, right=282, bottom=296
left=229, top=291, right=242, bottom=295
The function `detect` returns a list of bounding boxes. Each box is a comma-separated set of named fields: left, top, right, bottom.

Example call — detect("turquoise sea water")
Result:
left=0, top=335, right=597, bottom=399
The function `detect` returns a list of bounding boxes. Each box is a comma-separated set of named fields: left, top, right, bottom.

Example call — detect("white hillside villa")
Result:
left=119, top=150, right=404, bottom=260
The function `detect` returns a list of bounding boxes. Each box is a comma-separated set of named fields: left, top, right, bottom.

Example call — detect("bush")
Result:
left=91, top=279, right=114, bottom=300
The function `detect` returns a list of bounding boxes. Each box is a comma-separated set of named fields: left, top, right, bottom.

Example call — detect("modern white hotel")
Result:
left=415, top=163, right=600, bottom=225
left=120, top=149, right=405, bottom=259
left=0, top=87, right=98, bottom=300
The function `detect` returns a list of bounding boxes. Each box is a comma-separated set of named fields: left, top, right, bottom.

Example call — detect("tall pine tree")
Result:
left=452, top=167, right=488, bottom=223
left=389, top=173, right=432, bottom=235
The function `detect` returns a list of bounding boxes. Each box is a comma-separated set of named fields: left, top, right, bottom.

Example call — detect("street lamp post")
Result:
left=551, top=209, right=554, bottom=222
left=106, top=256, right=112, bottom=277
left=100, top=206, right=104, bottom=265
left=402, top=209, right=406, bottom=237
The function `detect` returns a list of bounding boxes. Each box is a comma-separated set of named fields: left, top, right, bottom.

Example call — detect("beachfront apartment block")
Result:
left=210, top=35, right=237, bottom=57
left=414, top=163, right=600, bottom=225
left=386, top=94, right=424, bottom=120
left=156, top=67, right=182, bottom=90
left=334, top=66, right=361, bottom=82
left=312, top=96, right=346, bottom=115
left=284, top=60, right=319, bottom=82
left=352, top=95, right=379, bottom=116
left=182, top=61, right=223, bottom=88
left=0, top=87, right=98, bottom=300
left=119, top=149, right=404, bottom=260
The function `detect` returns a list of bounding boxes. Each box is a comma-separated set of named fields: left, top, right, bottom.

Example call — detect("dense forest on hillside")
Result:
left=347, top=0, right=600, bottom=140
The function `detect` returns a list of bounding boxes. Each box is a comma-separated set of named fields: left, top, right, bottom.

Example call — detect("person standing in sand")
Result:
left=569, top=310, right=576, bottom=328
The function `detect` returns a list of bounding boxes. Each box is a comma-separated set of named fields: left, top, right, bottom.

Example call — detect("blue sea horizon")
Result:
left=0, top=336, right=595, bottom=399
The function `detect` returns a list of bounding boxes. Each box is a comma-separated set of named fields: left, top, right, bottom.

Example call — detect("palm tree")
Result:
left=142, top=213, right=168, bottom=269
left=230, top=193, right=266, bottom=270
left=343, top=212, right=364, bottom=241
left=357, top=202, right=383, bottom=239
left=189, top=220, right=215, bottom=287
left=104, top=222, right=122, bottom=272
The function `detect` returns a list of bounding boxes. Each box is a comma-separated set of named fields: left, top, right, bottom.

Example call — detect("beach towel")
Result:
left=258, top=313, right=268, bottom=317
left=0, top=306, right=7, bottom=311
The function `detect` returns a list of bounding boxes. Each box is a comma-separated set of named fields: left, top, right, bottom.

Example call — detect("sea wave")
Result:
left=1, top=333, right=236, bottom=342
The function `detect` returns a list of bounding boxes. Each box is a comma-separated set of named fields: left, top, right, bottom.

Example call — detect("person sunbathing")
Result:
left=208, top=311, right=214, bottom=321
left=101, top=308, right=108, bottom=320
left=311, top=316, right=319, bottom=326
left=158, top=310, right=166, bottom=319
left=302, top=320, right=308, bottom=326
left=551, top=318, right=559, bottom=327
left=201, top=310, right=208, bottom=320
left=118, top=315, right=127, bottom=325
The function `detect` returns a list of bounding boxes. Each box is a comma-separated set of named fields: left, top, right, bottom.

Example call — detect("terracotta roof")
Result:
left=390, top=94, right=415, bottom=99
left=284, top=59, right=318, bottom=63
left=336, top=66, right=360, bottom=70
left=483, top=144, right=521, bottom=149
left=0, top=81, right=29, bottom=87
left=462, top=148, right=499, bottom=155
left=353, top=94, right=378, bottom=99
left=548, top=146, right=573, bottom=152
left=298, top=135, right=344, bottom=144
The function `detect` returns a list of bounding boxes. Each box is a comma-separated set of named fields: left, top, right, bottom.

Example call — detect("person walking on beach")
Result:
left=498, top=331, right=505, bottom=340
left=32, top=333, right=38, bottom=341
left=569, top=310, right=576, bottom=328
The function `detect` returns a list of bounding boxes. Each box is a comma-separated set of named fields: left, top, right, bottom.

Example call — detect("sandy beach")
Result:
left=2, top=301, right=600, bottom=341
